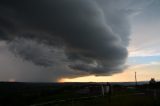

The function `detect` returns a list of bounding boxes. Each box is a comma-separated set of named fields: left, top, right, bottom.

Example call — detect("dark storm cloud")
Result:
left=0, top=0, right=138, bottom=81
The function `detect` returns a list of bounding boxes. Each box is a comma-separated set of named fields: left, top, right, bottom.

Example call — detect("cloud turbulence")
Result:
left=0, top=0, right=140, bottom=81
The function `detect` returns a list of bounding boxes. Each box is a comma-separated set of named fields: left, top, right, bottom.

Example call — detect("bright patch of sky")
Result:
left=128, top=0, right=160, bottom=57
left=127, top=55, right=160, bottom=65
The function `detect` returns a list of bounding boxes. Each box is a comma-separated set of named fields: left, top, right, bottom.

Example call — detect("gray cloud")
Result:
left=0, top=0, right=142, bottom=81
left=9, top=37, right=64, bottom=67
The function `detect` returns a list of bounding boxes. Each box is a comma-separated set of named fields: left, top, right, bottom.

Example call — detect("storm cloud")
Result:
left=0, top=0, right=143, bottom=81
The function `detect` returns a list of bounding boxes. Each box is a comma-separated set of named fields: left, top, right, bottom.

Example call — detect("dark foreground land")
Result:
left=0, top=82, right=160, bottom=106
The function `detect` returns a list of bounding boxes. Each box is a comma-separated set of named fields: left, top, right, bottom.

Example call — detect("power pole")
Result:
left=135, top=72, right=137, bottom=86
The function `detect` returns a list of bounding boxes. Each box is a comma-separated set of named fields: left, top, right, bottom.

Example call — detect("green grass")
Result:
left=30, top=89, right=160, bottom=106
left=47, top=94, right=159, bottom=106
left=1, top=82, right=160, bottom=106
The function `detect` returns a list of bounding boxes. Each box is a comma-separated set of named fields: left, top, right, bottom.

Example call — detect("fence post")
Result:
left=101, top=85, right=105, bottom=96
left=71, top=99, right=74, bottom=106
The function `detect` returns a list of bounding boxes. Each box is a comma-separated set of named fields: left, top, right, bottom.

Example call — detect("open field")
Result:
left=0, top=82, right=160, bottom=106
left=44, top=94, right=159, bottom=106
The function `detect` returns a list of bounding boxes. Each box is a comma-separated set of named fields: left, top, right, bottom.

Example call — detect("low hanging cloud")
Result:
left=0, top=0, right=149, bottom=81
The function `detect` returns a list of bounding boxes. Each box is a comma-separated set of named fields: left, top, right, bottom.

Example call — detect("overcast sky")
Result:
left=0, top=0, right=159, bottom=82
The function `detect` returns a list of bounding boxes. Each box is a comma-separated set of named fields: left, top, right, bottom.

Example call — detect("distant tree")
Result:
left=149, top=78, right=156, bottom=85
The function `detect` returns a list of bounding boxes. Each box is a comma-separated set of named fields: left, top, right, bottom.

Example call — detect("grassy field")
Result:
left=32, top=93, right=159, bottom=106
left=30, top=88, right=160, bottom=106
left=49, top=95, right=157, bottom=106
left=0, top=82, right=160, bottom=106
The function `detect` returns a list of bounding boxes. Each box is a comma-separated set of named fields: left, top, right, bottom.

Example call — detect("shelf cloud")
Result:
left=0, top=0, right=145, bottom=81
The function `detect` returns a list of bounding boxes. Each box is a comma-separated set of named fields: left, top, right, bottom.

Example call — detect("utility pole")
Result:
left=135, top=72, right=137, bottom=86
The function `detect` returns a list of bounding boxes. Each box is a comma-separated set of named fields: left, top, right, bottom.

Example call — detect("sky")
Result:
left=0, top=0, right=160, bottom=82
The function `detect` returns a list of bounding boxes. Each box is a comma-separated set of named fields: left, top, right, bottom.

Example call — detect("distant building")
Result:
left=89, top=83, right=112, bottom=96
left=76, top=83, right=112, bottom=96
left=89, top=85, right=102, bottom=95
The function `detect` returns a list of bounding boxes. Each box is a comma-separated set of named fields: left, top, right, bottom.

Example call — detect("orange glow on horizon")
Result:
left=8, top=79, right=16, bottom=82
left=59, top=63, right=160, bottom=82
